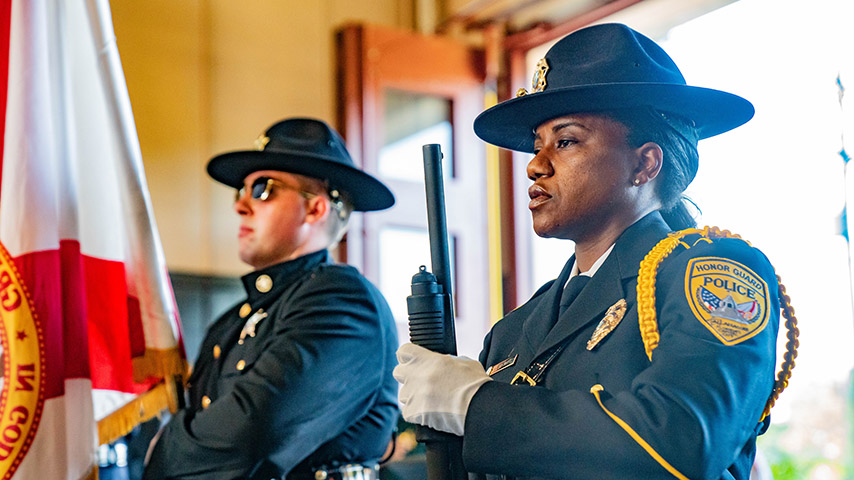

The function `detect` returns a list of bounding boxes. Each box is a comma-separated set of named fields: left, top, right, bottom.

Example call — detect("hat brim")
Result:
left=207, top=149, right=395, bottom=211
left=473, top=83, right=754, bottom=153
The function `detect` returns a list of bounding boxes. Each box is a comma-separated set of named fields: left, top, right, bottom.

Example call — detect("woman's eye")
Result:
left=556, top=139, right=575, bottom=148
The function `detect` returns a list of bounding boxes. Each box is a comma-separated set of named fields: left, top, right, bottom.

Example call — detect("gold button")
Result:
left=201, top=396, right=211, bottom=408
left=236, top=360, right=246, bottom=371
left=239, top=303, right=252, bottom=318
left=213, top=345, right=221, bottom=359
left=255, top=274, right=272, bottom=293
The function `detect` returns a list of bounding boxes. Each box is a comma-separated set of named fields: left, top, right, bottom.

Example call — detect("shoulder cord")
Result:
left=636, top=226, right=799, bottom=422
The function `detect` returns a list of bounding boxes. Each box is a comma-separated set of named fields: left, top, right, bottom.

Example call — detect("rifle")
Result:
left=406, top=144, right=467, bottom=480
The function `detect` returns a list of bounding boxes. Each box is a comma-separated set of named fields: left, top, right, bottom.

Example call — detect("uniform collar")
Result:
left=240, top=249, right=330, bottom=303
left=529, top=211, right=671, bottom=357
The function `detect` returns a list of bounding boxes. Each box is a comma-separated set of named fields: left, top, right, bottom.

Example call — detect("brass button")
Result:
left=314, top=471, right=328, bottom=480
left=255, top=274, right=272, bottom=293
left=201, top=396, right=211, bottom=409
left=213, top=345, right=221, bottom=359
left=239, top=303, right=252, bottom=318
left=236, top=360, right=246, bottom=371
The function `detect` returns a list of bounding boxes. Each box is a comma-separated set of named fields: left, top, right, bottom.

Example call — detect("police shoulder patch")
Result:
left=684, top=257, right=770, bottom=345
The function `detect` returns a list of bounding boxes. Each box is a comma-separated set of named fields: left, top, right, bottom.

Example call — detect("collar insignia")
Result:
left=255, top=274, right=273, bottom=293
left=486, top=353, right=518, bottom=376
left=587, top=299, right=627, bottom=350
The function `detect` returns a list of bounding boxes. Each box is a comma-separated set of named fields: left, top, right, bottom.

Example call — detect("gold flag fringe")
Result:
left=131, top=347, right=189, bottom=383
left=97, top=378, right=181, bottom=446
left=97, top=348, right=189, bottom=445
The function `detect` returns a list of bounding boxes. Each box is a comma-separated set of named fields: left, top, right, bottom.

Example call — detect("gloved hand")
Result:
left=393, top=343, right=493, bottom=436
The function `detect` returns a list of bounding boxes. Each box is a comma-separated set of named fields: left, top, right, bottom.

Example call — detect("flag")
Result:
left=0, top=0, right=186, bottom=478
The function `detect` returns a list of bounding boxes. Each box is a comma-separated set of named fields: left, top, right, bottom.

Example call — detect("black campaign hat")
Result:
left=473, top=23, right=754, bottom=153
left=207, top=118, right=394, bottom=211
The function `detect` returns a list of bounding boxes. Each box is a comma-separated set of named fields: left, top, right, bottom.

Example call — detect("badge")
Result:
left=685, top=257, right=770, bottom=345
left=486, top=353, right=517, bottom=376
left=254, top=134, right=270, bottom=151
left=587, top=299, right=627, bottom=350
left=238, top=309, right=268, bottom=344
left=515, top=58, right=549, bottom=97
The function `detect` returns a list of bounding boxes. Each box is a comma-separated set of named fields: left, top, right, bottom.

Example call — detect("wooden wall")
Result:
left=111, top=0, right=414, bottom=276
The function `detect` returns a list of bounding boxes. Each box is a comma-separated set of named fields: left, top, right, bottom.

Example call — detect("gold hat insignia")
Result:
left=254, top=134, right=270, bottom=151
left=516, top=58, right=550, bottom=98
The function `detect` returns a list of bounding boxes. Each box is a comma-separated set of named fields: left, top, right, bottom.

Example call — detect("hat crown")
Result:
left=263, top=118, right=355, bottom=168
left=206, top=117, right=395, bottom=211
left=473, top=23, right=753, bottom=152
left=542, top=23, right=686, bottom=92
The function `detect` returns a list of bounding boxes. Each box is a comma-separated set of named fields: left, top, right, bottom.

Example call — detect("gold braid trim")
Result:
left=761, top=276, right=799, bottom=421
left=636, top=226, right=798, bottom=421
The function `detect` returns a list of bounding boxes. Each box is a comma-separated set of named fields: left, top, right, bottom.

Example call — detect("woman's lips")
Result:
left=528, top=184, right=551, bottom=209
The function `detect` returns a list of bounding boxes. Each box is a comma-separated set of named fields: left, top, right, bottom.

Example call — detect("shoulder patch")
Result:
left=684, top=257, right=770, bottom=345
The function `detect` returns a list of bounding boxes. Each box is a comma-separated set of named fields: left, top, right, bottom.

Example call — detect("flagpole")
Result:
left=82, top=0, right=186, bottom=445
left=83, top=0, right=178, bottom=342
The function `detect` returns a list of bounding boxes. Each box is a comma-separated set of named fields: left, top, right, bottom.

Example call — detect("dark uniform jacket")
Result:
left=464, top=212, right=779, bottom=480
left=144, top=250, right=399, bottom=480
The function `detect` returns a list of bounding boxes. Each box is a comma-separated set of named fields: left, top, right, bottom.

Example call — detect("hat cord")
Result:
left=636, top=226, right=799, bottom=423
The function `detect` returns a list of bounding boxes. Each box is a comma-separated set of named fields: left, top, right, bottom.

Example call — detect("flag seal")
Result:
left=0, top=242, right=45, bottom=478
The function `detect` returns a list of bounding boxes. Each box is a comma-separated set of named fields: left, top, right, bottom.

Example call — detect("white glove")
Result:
left=393, top=343, right=493, bottom=436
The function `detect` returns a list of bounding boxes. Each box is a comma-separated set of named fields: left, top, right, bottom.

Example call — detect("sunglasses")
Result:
left=235, top=177, right=317, bottom=202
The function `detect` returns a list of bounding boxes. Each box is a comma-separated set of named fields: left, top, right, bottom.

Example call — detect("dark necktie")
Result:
left=559, top=274, right=591, bottom=312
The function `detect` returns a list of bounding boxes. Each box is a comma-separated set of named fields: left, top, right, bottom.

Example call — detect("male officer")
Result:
left=144, top=118, right=399, bottom=480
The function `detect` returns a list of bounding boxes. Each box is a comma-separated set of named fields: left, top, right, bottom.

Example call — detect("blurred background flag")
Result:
left=0, top=0, right=186, bottom=478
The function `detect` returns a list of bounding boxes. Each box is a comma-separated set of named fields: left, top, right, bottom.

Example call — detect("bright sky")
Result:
left=664, top=0, right=854, bottom=413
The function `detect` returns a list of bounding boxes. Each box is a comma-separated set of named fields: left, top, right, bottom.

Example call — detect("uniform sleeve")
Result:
left=145, top=267, right=393, bottom=479
left=463, top=239, right=780, bottom=480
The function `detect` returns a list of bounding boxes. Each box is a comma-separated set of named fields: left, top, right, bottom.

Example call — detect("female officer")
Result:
left=394, top=23, right=796, bottom=480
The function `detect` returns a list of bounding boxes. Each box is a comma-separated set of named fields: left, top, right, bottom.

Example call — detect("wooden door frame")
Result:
left=336, top=23, right=492, bottom=357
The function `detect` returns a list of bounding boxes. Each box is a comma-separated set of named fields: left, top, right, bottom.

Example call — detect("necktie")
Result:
left=560, top=274, right=591, bottom=312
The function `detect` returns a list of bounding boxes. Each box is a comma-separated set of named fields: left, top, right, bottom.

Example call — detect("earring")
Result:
left=632, top=178, right=641, bottom=186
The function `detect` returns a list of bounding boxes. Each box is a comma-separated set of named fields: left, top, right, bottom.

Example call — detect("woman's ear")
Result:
left=633, top=142, right=663, bottom=185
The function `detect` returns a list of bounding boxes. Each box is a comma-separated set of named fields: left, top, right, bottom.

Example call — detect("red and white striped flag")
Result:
left=0, top=0, right=186, bottom=478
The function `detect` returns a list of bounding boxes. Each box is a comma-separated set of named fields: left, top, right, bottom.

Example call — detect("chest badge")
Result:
left=486, top=353, right=517, bottom=376
left=587, top=299, right=627, bottom=350
left=239, top=308, right=268, bottom=344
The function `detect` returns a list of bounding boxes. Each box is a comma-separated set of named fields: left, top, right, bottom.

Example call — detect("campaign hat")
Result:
left=473, top=23, right=754, bottom=152
left=207, top=118, right=394, bottom=211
